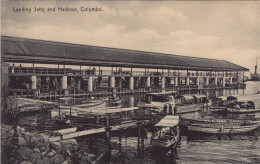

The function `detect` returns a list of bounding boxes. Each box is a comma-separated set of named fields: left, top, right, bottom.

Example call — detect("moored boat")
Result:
left=187, top=122, right=259, bottom=134
left=146, top=91, right=177, bottom=113
left=59, top=100, right=106, bottom=110
left=192, top=94, right=211, bottom=107
left=181, top=117, right=260, bottom=126
left=107, top=97, right=122, bottom=107
left=150, top=115, right=180, bottom=148
left=226, top=95, right=260, bottom=113
left=175, top=94, right=202, bottom=114
left=210, top=95, right=238, bottom=111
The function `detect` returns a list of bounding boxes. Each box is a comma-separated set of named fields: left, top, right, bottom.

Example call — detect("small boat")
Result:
left=175, top=94, right=202, bottom=114
left=59, top=100, right=106, bottom=110
left=226, top=95, right=260, bottom=113
left=187, top=122, right=259, bottom=134
left=192, top=94, right=211, bottom=107
left=210, top=96, right=238, bottom=111
left=181, top=117, right=260, bottom=125
left=54, top=117, right=71, bottom=125
left=58, top=97, right=73, bottom=105
left=151, top=115, right=180, bottom=148
left=146, top=91, right=177, bottom=112
left=107, top=97, right=122, bottom=107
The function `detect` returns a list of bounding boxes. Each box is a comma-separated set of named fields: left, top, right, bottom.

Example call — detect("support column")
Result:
left=129, top=77, right=134, bottom=90
left=186, top=77, right=190, bottom=86
left=230, top=78, right=233, bottom=84
left=88, top=76, right=93, bottom=92
left=206, top=77, right=209, bottom=85
left=62, top=76, right=68, bottom=95
left=118, top=77, right=122, bottom=88
left=110, top=76, right=115, bottom=88
left=129, top=96, right=134, bottom=107
left=62, top=76, right=68, bottom=89
left=98, top=77, right=103, bottom=87
left=77, top=78, right=81, bottom=90
left=242, top=71, right=244, bottom=84
left=223, top=72, right=226, bottom=87
left=31, top=76, right=37, bottom=89
left=196, top=77, right=200, bottom=85
left=147, top=77, right=151, bottom=87
left=161, top=76, right=165, bottom=89
left=174, top=77, right=178, bottom=86
left=214, top=78, right=218, bottom=85
left=236, top=71, right=239, bottom=84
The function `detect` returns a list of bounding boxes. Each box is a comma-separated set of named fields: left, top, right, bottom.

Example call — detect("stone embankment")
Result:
left=1, top=124, right=101, bottom=164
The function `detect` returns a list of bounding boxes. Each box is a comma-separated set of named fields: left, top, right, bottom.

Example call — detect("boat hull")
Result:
left=188, top=123, right=259, bottom=134
left=151, top=137, right=178, bottom=148
left=176, top=104, right=201, bottom=114
left=226, top=108, right=260, bottom=113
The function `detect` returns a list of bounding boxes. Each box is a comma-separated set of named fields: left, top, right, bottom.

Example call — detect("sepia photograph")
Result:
left=1, top=1, right=260, bottom=163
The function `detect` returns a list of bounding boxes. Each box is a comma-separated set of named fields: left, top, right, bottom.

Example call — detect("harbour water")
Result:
left=15, top=81, right=260, bottom=163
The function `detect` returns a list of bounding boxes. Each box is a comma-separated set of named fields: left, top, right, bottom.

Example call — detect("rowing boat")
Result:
left=187, top=122, right=259, bottom=134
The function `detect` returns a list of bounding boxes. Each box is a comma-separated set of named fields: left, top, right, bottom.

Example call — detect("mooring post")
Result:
left=69, top=106, right=72, bottom=124
left=137, top=121, right=141, bottom=155
left=119, top=129, right=122, bottom=153
left=141, top=127, right=145, bottom=151
left=138, top=121, right=141, bottom=136
left=163, top=104, right=168, bottom=114
left=95, top=115, right=100, bottom=124
left=169, top=104, right=173, bottom=115
left=59, top=106, right=61, bottom=117
left=174, top=106, right=177, bottom=115
left=105, top=116, right=111, bottom=156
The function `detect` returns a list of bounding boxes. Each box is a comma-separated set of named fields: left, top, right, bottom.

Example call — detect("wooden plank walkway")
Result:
left=49, top=120, right=139, bottom=142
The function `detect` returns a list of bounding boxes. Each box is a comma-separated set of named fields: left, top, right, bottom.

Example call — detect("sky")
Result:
left=1, top=1, right=260, bottom=74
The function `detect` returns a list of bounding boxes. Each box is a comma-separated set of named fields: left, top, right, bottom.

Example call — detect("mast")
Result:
left=255, top=58, right=258, bottom=75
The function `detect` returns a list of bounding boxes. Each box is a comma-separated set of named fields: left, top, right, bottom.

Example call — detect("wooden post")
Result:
left=138, top=121, right=141, bottom=136
left=96, top=115, right=100, bottom=124
left=70, top=106, right=72, bottom=123
left=59, top=106, right=61, bottom=117
left=159, top=125, right=162, bottom=138
left=105, top=116, right=111, bottom=156
left=119, top=129, right=122, bottom=153
left=174, top=106, right=177, bottom=115
left=137, top=121, right=141, bottom=155
left=242, top=71, right=244, bottom=84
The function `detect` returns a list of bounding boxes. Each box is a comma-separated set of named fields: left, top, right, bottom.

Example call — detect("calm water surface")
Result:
left=17, top=81, right=260, bottom=163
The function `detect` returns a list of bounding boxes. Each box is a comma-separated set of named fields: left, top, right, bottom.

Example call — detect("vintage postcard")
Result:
left=1, top=1, right=260, bottom=164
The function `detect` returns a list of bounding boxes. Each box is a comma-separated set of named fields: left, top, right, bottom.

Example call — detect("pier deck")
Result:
left=49, top=120, right=144, bottom=142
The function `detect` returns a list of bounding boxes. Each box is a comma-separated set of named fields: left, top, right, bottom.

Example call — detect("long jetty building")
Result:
left=1, top=36, right=249, bottom=100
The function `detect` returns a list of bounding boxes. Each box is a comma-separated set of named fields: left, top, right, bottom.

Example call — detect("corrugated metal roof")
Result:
left=1, top=36, right=248, bottom=71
